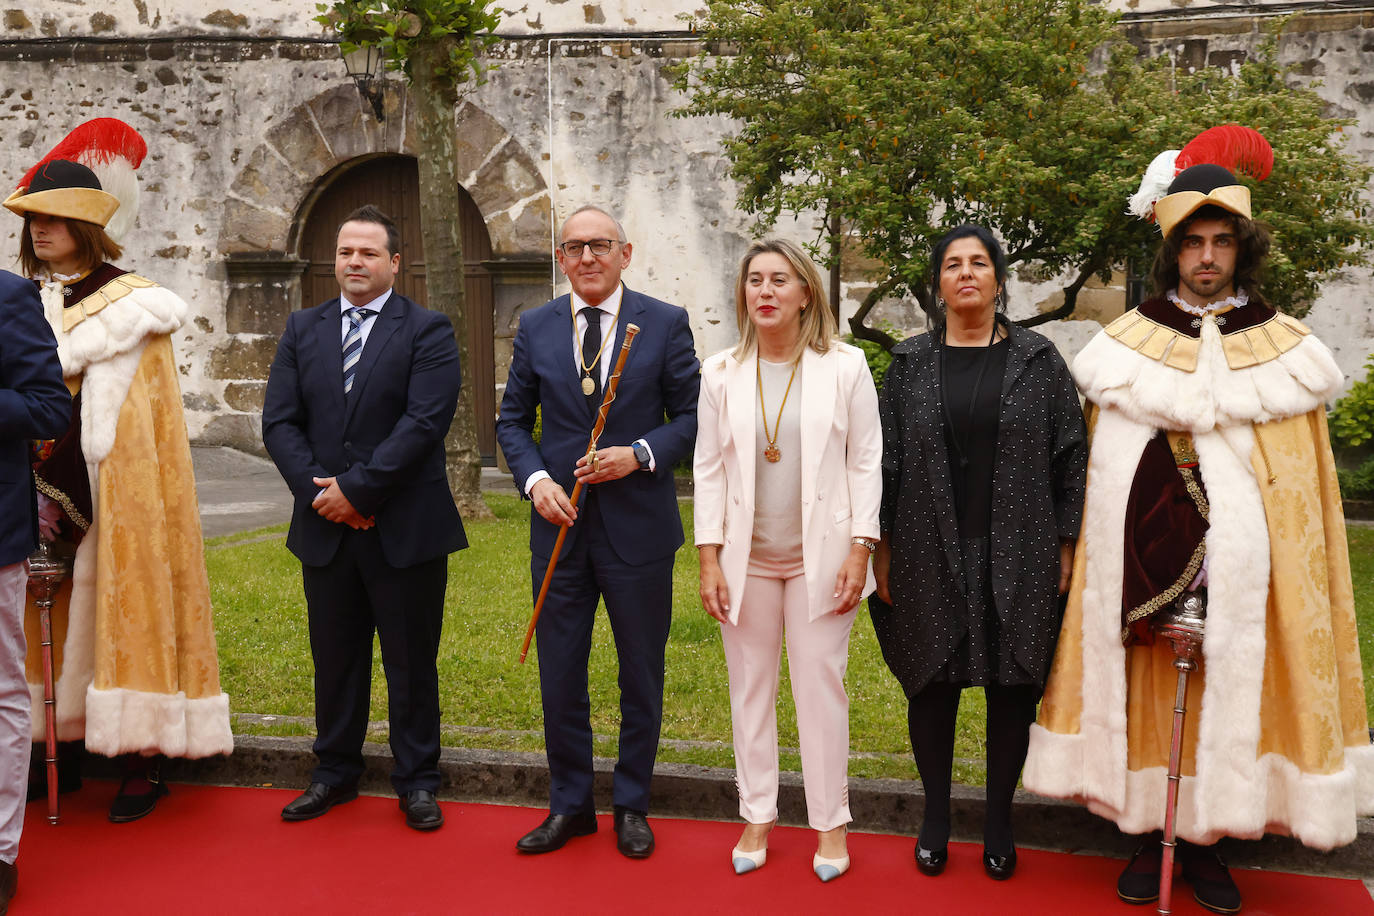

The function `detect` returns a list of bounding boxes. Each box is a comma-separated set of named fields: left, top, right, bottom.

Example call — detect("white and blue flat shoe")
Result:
left=813, top=851, right=850, bottom=882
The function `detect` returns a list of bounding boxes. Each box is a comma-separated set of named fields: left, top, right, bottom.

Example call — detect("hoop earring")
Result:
left=994, top=290, right=1006, bottom=311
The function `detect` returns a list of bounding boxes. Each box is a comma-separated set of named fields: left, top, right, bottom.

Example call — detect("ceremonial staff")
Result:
left=518, top=323, right=641, bottom=663
left=1155, top=591, right=1207, bottom=915
left=27, top=539, right=73, bottom=824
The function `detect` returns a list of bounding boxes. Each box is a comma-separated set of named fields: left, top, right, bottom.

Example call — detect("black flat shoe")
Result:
left=108, top=773, right=169, bottom=823
left=1181, top=844, right=1242, bottom=914
left=1117, top=836, right=1163, bottom=905
left=516, top=812, right=597, bottom=854
left=280, top=782, right=358, bottom=821
left=399, top=789, right=444, bottom=830
left=983, top=846, right=1017, bottom=880
left=613, top=806, right=654, bottom=859
left=915, top=843, right=948, bottom=876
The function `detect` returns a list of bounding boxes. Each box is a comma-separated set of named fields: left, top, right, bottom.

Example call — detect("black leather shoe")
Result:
left=1181, top=843, right=1242, bottom=914
left=915, top=843, right=948, bottom=876
left=983, top=846, right=1017, bottom=880
left=613, top=806, right=655, bottom=859
left=280, top=782, right=358, bottom=821
left=108, top=768, right=169, bottom=823
left=399, top=790, right=444, bottom=831
left=1117, top=837, right=1163, bottom=905
left=516, top=812, right=597, bottom=854
left=0, top=859, right=16, bottom=916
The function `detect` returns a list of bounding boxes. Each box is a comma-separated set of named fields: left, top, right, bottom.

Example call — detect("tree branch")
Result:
left=1016, top=255, right=1104, bottom=329
left=848, top=274, right=904, bottom=350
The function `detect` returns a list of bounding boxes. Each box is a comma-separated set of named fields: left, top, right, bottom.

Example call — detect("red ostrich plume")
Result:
left=1174, top=124, right=1273, bottom=181
left=16, top=118, right=147, bottom=191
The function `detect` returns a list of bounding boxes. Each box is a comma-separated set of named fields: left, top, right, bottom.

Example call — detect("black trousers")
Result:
left=907, top=682, right=1040, bottom=855
left=302, top=526, right=448, bottom=795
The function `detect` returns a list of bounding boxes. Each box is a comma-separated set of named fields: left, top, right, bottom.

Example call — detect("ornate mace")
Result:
left=518, top=323, right=641, bottom=663
left=27, top=539, right=73, bottom=825
left=1154, top=590, right=1207, bottom=915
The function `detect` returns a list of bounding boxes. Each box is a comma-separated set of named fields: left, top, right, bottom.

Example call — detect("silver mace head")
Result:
left=1157, top=591, right=1207, bottom=663
left=26, top=541, right=73, bottom=600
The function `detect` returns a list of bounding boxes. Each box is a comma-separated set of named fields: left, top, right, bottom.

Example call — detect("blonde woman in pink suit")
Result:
left=695, top=238, right=882, bottom=882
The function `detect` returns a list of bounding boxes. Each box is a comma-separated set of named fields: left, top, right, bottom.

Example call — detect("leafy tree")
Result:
left=673, top=1, right=1373, bottom=348
left=316, top=0, right=502, bottom=518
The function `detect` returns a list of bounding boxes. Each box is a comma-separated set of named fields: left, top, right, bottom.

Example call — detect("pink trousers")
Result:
left=720, top=571, right=855, bottom=831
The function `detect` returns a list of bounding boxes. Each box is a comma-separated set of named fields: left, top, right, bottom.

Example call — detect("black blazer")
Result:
left=871, top=323, right=1087, bottom=695
left=0, top=271, right=71, bottom=566
left=495, top=287, right=700, bottom=564
left=262, top=291, right=466, bottom=569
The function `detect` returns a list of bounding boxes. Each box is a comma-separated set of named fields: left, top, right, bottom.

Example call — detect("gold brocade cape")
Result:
left=23, top=272, right=233, bottom=758
left=1023, top=308, right=1374, bottom=850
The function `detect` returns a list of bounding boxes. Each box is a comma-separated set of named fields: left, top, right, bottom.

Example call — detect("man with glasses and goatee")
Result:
left=498, top=205, right=699, bottom=859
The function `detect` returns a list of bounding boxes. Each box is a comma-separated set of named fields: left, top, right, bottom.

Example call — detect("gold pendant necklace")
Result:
left=574, top=296, right=621, bottom=398
left=758, top=356, right=799, bottom=463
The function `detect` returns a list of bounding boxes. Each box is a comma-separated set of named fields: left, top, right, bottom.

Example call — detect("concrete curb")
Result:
left=84, top=736, right=1374, bottom=879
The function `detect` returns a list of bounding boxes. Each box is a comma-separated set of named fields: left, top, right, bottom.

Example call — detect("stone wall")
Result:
left=0, top=1, right=1369, bottom=453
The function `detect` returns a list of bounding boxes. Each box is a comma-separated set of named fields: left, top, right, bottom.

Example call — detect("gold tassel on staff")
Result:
left=518, top=323, right=641, bottom=663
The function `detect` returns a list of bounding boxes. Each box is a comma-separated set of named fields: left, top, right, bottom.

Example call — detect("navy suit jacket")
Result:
left=0, top=271, right=71, bottom=566
left=496, top=287, right=699, bottom=564
left=262, top=291, right=466, bottom=569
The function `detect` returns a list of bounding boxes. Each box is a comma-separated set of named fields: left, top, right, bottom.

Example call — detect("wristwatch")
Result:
left=852, top=537, right=878, bottom=553
left=632, top=442, right=651, bottom=471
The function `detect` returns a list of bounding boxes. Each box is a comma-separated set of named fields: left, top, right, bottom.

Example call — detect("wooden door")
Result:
left=299, top=155, right=497, bottom=464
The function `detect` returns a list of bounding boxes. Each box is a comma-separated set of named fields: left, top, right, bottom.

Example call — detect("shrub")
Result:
left=1330, top=355, right=1374, bottom=448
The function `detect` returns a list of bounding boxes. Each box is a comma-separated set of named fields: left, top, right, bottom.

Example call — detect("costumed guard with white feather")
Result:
left=1023, top=126, right=1374, bottom=914
left=9, top=118, right=232, bottom=823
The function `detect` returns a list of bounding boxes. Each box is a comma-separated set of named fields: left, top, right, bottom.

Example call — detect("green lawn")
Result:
left=209, top=495, right=1374, bottom=787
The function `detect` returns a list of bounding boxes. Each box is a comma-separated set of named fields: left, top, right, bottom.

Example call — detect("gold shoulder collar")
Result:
left=1103, top=309, right=1309, bottom=373
left=64, top=274, right=159, bottom=333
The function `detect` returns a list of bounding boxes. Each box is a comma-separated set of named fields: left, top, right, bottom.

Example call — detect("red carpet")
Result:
left=10, top=783, right=1371, bottom=915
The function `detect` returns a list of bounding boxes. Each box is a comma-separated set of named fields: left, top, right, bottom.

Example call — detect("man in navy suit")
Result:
left=263, top=205, right=465, bottom=832
left=0, top=270, right=71, bottom=913
left=498, top=205, right=699, bottom=858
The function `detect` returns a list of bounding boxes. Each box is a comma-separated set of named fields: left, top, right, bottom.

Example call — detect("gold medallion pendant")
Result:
left=757, top=356, right=799, bottom=467
left=764, top=445, right=781, bottom=463
left=581, top=375, right=596, bottom=396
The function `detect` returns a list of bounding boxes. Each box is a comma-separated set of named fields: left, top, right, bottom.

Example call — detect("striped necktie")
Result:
left=342, top=307, right=376, bottom=395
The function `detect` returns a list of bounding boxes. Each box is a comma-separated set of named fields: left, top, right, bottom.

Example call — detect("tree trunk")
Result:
left=410, top=46, right=492, bottom=519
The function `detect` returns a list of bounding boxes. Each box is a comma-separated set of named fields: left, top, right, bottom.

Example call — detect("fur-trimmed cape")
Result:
left=1023, top=307, right=1374, bottom=850
left=24, top=270, right=232, bottom=759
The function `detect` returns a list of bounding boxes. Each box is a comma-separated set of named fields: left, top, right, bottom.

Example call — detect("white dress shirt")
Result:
left=340, top=288, right=392, bottom=349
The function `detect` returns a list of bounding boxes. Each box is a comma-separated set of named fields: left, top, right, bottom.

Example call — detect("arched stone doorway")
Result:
left=297, top=155, right=498, bottom=463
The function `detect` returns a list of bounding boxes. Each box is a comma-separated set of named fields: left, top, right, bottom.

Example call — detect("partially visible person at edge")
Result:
left=1023, top=132, right=1374, bottom=915
left=9, top=119, right=232, bottom=824
left=870, top=224, right=1087, bottom=882
left=496, top=205, right=700, bottom=860
left=0, top=265, right=71, bottom=915
left=694, top=239, right=881, bottom=882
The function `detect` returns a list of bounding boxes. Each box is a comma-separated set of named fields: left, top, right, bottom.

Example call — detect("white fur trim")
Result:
left=1072, top=319, right=1343, bottom=432
left=42, top=280, right=185, bottom=379
left=84, top=687, right=232, bottom=759
left=1189, top=427, right=1270, bottom=838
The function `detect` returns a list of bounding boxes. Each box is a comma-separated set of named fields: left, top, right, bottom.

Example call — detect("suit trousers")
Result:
left=533, top=492, right=673, bottom=816
left=302, top=527, right=447, bottom=796
left=720, top=569, right=856, bottom=831
left=0, top=562, right=29, bottom=863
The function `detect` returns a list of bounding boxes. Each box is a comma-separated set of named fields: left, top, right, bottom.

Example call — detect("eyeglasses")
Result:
left=558, top=238, right=619, bottom=258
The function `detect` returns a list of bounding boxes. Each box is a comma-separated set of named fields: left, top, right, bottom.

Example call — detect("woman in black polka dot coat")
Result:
left=870, top=225, right=1087, bottom=882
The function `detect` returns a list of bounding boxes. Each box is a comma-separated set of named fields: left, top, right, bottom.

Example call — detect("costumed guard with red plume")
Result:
left=1022, top=125, right=1374, bottom=913
left=9, top=118, right=233, bottom=823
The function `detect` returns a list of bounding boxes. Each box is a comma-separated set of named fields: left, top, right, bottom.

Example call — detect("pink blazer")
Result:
left=693, top=341, right=882, bottom=625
